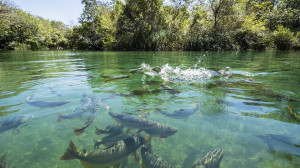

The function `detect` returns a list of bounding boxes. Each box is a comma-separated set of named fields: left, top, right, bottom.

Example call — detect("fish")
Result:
left=159, top=85, right=180, bottom=95
left=249, top=87, right=297, bottom=102
left=94, top=132, right=138, bottom=149
left=100, top=74, right=131, bottom=83
left=0, top=115, right=33, bottom=134
left=95, top=124, right=124, bottom=135
left=191, top=149, right=224, bottom=168
left=26, top=94, right=71, bottom=108
left=0, top=154, right=7, bottom=168
left=73, top=96, right=102, bottom=135
left=257, top=134, right=300, bottom=155
left=57, top=94, right=92, bottom=122
left=108, top=109, right=177, bottom=139
left=141, top=146, right=173, bottom=168
left=130, top=85, right=152, bottom=96
left=73, top=112, right=97, bottom=136
left=157, top=104, right=199, bottom=120
left=60, top=136, right=145, bottom=168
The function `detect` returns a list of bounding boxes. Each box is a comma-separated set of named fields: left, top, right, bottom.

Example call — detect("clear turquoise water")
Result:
left=0, top=50, right=300, bottom=168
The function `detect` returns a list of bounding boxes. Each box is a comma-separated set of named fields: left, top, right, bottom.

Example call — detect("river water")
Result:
left=0, top=51, right=300, bottom=168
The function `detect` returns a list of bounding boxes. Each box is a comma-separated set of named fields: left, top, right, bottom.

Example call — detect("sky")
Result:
left=12, top=0, right=84, bottom=26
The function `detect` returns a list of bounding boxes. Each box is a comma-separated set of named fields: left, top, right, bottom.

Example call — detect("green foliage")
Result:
left=294, top=32, right=300, bottom=49
left=265, top=0, right=300, bottom=32
left=1, top=0, right=300, bottom=51
left=272, top=25, right=294, bottom=50
left=232, top=29, right=270, bottom=50
left=69, top=0, right=123, bottom=50
left=0, top=1, right=70, bottom=50
left=186, top=30, right=235, bottom=51
left=116, top=0, right=164, bottom=50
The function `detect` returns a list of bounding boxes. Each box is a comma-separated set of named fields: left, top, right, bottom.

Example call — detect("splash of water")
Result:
left=160, top=64, right=216, bottom=83
left=140, top=62, right=230, bottom=83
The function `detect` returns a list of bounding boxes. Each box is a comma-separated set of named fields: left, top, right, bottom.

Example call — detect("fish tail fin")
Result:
left=93, top=140, right=102, bottom=149
left=94, top=127, right=104, bottom=135
left=73, top=127, right=84, bottom=136
left=57, top=112, right=64, bottom=122
left=60, top=140, right=78, bottom=160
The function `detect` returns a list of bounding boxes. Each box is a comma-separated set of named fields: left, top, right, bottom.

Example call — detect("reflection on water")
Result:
left=0, top=51, right=300, bottom=168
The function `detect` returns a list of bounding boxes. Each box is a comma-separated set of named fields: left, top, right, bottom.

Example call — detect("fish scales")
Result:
left=191, top=149, right=224, bottom=168
left=94, top=133, right=137, bottom=149
left=61, top=136, right=144, bottom=166
left=109, top=111, right=177, bottom=138
left=141, top=147, right=173, bottom=168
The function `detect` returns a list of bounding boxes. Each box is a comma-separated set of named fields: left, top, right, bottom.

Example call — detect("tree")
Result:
left=116, top=0, right=164, bottom=50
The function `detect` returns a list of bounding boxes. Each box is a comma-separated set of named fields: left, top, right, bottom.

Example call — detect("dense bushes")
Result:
left=272, top=25, right=294, bottom=50
left=233, top=29, right=270, bottom=50
left=1, top=0, right=300, bottom=51
left=0, top=0, right=70, bottom=50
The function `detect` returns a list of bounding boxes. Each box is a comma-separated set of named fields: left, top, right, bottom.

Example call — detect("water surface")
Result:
left=0, top=50, right=300, bottom=168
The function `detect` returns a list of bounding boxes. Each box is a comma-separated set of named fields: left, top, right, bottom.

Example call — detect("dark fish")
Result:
left=130, top=85, right=152, bottom=96
left=95, top=124, right=124, bottom=135
left=57, top=94, right=92, bottom=122
left=109, top=109, right=177, bottom=139
left=48, top=86, right=62, bottom=96
left=0, top=154, right=7, bottom=168
left=60, top=136, right=145, bottom=167
left=94, top=132, right=138, bottom=149
left=249, top=87, right=297, bottom=102
left=0, top=115, right=33, bottom=134
left=191, top=149, right=224, bottom=168
left=141, top=146, right=173, bottom=168
left=159, top=85, right=180, bottom=95
left=100, top=73, right=131, bottom=83
left=257, top=134, right=300, bottom=155
left=158, top=104, right=199, bottom=119
left=26, top=95, right=71, bottom=108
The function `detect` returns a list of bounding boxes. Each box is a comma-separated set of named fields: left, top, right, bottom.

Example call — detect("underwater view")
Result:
left=0, top=51, right=300, bottom=168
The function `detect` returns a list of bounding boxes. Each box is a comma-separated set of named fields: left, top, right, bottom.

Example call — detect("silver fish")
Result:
left=95, top=124, right=124, bottom=135
left=57, top=94, right=92, bottom=122
left=141, top=146, right=173, bottom=168
left=26, top=94, right=71, bottom=108
left=0, top=115, right=33, bottom=134
left=158, top=104, right=199, bottom=120
left=191, top=149, right=224, bottom=168
left=94, top=132, right=138, bottom=149
left=60, top=136, right=144, bottom=167
left=109, top=110, right=177, bottom=138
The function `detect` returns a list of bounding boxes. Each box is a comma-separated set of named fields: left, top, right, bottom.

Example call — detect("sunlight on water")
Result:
left=141, top=62, right=232, bottom=83
left=0, top=51, right=300, bottom=168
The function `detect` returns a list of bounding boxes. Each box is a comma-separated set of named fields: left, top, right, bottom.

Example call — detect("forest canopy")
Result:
left=0, top=0, right=299, bottom=51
